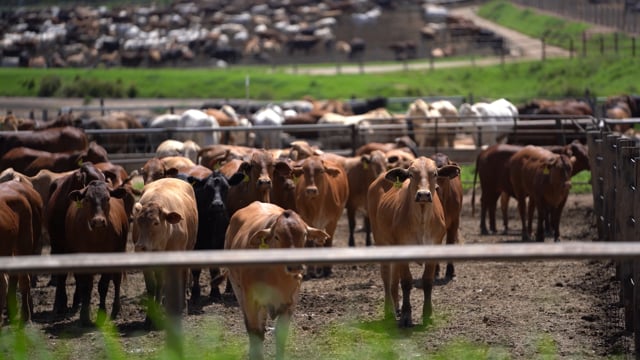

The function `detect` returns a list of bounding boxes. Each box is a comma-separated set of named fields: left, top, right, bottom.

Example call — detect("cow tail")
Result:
left=471, top=155, right=479, bottom=217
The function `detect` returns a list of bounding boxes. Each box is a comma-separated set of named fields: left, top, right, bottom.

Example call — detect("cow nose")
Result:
left=257, top=178, right=272, bottom=189
left=305, top=186, right=319, bottom=197
left=286, top=264, right=305, bottom=274
left=415, top=190, right=432, bottom=203
left=211, top=199, right=225, bottom=210
left=90, top=217, right=107, bottom=228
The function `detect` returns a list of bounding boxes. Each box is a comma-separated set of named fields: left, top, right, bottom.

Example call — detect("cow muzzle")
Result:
left=286, top=264, right=306, bottom=278
left=89, top=216, right=107, bottom=230
left=305, top=186, right=319, bottom=197
left=415, top=190, right=432, bottom=203
left=257, top=178, right=272, bottom=190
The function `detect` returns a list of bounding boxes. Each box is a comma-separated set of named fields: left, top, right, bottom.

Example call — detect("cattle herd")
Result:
left=0, top=92, right=634, bottom=358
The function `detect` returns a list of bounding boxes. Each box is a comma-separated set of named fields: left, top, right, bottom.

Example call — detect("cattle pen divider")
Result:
left=2, top=242, right=640, bottom=357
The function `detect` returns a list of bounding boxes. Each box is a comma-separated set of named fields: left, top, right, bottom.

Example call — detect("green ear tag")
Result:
left=75, top=200, right=83, bottom=209
left=214, top=162, right=221, bottom=170
left=259, top=238, right=269, bottom=249
left=292, top=174, right=299, bottom=184
left=393, top=177, right=402, bottom=189
left=243, top=173, right=250, bottom=183
left=543, top=167, right=550, bottom=175
left=363, top=162, right=368, bottom=170
left=77, top=158, right=83, bottom=167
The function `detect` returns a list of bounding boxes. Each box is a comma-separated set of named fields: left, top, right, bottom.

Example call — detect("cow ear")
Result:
left=437, top=165, right=461, bottom=179
left=360, top=155, right=371, bottom=167
left=163, top=211, right=182, bottom=224
left=291, top=166, right=304, bottom=178
left=274, top=161, right=292, bottom=176
left=306, top=226, right=330, bottom=247
left=384, top=168, right=410, bottom=183
left=228, top=172, right=246, bottom=186
left=165, top=167, right=180, bottom=178
left=133, top=202, right=142, bottom=216
left=68, top=189, right=84, bottom=202
left=322, top=162, right=342, bottom=177
left=109, top=187, right=128, bottom=199
left=249, top=229, right=271, bottom=248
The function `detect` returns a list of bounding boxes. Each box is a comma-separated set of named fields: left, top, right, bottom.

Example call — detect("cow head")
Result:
left=68, top=180, right=127, bottom=230
left=248, top=209, right=329, bottom=275
left=563, top=140, right=589, bottom=176
left=361, top=150, right=387, bottom=177
left=234, top=150, right=275, bottom=201
left=544, top=154, right=573, bottom=192
left=140, top=158, right=178, bottom=184
left=292, top=156, right=343, bottom=199
left=132, top=201, right=182, bottom=252
left=188, top=171, right=243, bottom=215
left=384, top=157, right=460, bottom=203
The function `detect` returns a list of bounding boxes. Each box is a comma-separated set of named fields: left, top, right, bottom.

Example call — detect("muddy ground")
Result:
left=5, top=191, right=634, bottom=359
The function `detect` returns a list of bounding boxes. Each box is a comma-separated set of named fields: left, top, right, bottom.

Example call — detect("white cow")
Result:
left=251, top=104, right=286, bottom=149
left=150, top=109, right=220, bottom=149
left=155, top=139, right=201, bottom=164
left=458, top=98, right=518, bottom=148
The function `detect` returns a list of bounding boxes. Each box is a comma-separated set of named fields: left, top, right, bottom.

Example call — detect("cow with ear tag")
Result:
left=65, top=180, right=129, bottom=326
left=367, top=156, right=460, bottom=328
left=224, top=201, right=329, bottom=360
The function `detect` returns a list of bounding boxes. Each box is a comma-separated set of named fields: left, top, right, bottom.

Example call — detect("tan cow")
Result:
left=131, top=177, right=198, bottom=329
left=367, top=156, right=460, bottom=327
left=225, top=201, right=329, bottom=360
left=292, top=155, right=349, bottom=277
left=508, top=145, right=574, bottom=242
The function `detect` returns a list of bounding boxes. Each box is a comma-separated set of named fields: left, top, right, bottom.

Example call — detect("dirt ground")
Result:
left=7, top=190, right=632, bottom=359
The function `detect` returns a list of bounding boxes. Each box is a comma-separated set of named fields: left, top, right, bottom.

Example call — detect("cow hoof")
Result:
left=398, top=314, right=413, bottom=328
left=480, top=228, right=489, bottom=235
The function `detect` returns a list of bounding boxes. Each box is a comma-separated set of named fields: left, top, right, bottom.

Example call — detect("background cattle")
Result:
left=131, top=177, right=198, bottom=329
left=508, top=145, right=574, bottom=242
left=458, top=98, right=518, bottom=148
left=291, top=155, right=349, bottom=277
left=0, top=126, right=88, bottom=158
left=367, top=156, right=460, bottom=327
left=224, top=201, right=329, bottom=360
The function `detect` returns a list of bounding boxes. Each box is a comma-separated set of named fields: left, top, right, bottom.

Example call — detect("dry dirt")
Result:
left=7, top=191, right=633, bottom=359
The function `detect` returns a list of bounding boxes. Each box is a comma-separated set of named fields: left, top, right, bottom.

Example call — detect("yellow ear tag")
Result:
left=75, top=200, right=83, bottom=209
left=243, top=173, right=250, bottom=183
left=214, top=162, right=221, bottom=170
left=363, top=162, right=368, bottom=170
left=292, top=174, right=299, bottom=184
left=543, top=167, right=550, bottom=175
left=393, top=177, right=402, bottom=189
left=77, top=158, right=83, bottom=167
left=259, top=237, right=269, bottom=249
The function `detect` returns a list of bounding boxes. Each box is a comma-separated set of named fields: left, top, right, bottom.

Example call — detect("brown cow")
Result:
left=509, top=145, right=574, bottom=242
left=0, top=126, right=88, bottom=158
left=224, top=201, right=329, bottom=360
left=131, top=177, right=198, bottom=329
left=367, top=156, right=460, bottom=327
left=431, top=152, right=463, bottom=279
left=0, top=141, right=109, bottom=176
left=138, top=156, right=194, bottom=184
left=355, top=135, right=418, bottom=157
left=47, top=162, right=106, bottom=314
left=343, top=150, right=387, bottom=247
left=65, top=180, right=129, bottom=326
left=0, top=177, right=42, bottom=323
left=292, top=155, right=349, bottom=277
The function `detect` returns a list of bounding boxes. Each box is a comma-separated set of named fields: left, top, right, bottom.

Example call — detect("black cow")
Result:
left=181, top=171, right=244, bottom=300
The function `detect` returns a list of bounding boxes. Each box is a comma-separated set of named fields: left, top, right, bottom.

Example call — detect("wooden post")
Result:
left=582, top=31, right=587, bottom=57
left=600, top=35, right=604, bottom=55
left=100, top=98, right=105, bottom=116
left=541, top=37, right=546, bottom=61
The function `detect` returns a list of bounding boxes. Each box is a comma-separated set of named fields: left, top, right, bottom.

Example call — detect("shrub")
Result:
left=38, top=75, right=61, bottom=97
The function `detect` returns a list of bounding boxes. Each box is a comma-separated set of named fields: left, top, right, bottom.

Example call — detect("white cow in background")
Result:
left=251, top=104, right=287, bottom=149
left=458, top=98, right=518, bottom=148
left=155, top=139, right=201, bottom=164
left=150, top=109, right=220, bottom=149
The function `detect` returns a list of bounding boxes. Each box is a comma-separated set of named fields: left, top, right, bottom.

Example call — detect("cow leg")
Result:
left=208, top=267, right=222, bottom=301
left=487, top=196, right=498, bottom=234
left=515, top=195, right=529, bottom=242
left=0, top=273, right=6, bottom=324
left=528, top=197, right=536, bottom=240
left=76, top=273, right=94, bottom=327
left=380, top=263, right=396, bottom=321
left=111, top=272, right=122, bottom=320
left=550, top=205, right=564, bottom=242
left=347, top=207, right=357, bottom=247
left=500, top=192, right=510, bottom=234
left=190, top=268, right=202, bottom=301
left=52, top=272, right=69, bottom=315
left=445, top=227, right=458, bottom=279
left=535, top=204, right=546, bottom=243
left=364, top=216, right=372, bottom=247
left=143, top=270, right=159, bottom=330
left=398, top=264, right=413, bottom=328
left=479, top=196, right=489, bottom=235
left=7, top=275, right=18, bottom=323
left=18, top=274, right=32, bottom=323
left=244, top=303, right=266, bottom=360
left=97, top=273, right=110, bottom=316
left=422, top=262, right=437, bottom=325
left=275, top=311, right=292, bottom=360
